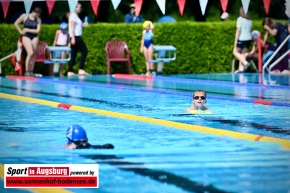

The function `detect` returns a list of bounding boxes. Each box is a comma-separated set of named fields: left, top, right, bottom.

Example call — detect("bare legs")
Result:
left=143, top=46, right=154, bottom=75
left=233, top=47, right=248, bottom=73
left=22, top=36, right=38, bottom=74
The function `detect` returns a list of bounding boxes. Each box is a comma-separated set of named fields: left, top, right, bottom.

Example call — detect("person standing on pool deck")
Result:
left=68, top=2, right=89, bottom=77
left=140, top=21, right=155, bottom=76
left=65, top=125, right=114, bottom=150
left=186, top=90, right=212, bottom=112
left=14, top=7, right=42, bottom=77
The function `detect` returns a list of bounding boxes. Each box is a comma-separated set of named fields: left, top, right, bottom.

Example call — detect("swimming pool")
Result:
left=0, top=73, right=290, bottom=193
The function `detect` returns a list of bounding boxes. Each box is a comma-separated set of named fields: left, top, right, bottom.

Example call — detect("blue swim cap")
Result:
left=251, top=30, right=260, bottom=39
left=66, top=125, right=88, bottom=145
left=60, top=22, right=67, bottom=30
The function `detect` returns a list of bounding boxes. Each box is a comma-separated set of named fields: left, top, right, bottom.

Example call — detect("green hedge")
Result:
left=0, top=21, right=267, bottom=76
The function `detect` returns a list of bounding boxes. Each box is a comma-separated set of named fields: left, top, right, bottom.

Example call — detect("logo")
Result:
left=4, top=164, right=99, bottom=188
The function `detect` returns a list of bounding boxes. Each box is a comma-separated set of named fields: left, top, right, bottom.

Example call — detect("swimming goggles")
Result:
left=193, top=96, right=206, bottom=100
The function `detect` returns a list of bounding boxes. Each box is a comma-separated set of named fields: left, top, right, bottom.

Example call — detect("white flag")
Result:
left=156, top=0, right=166, bottom=14
left=68, top=0, right=78, bottom=13
left=241, top=0, right=250, bottom=15
left=24, top=0, right=33, bottom=14
left=199, top=0, right=208, bottom=16
left=111, top=0, right=121, bottom=10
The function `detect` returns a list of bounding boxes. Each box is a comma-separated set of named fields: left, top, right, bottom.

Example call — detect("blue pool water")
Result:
left=0, top=73, right=290, bottom=193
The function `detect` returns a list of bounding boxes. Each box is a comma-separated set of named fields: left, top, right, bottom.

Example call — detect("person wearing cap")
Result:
left=52, top=22, right=70, bottom=76
left=65, top=125, right=114, bottom=150
left=124, top=3, right=143, bottom=23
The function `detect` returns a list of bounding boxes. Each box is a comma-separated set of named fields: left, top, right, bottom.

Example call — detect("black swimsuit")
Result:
left=23, top=17, right=38, bottom=40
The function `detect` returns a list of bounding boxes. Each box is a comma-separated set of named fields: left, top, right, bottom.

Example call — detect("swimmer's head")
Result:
left=143, top=21, right=150, bottom=29
left=66, top=125, right=88, bottom=145
left=60, top=22, right=67, bottom=31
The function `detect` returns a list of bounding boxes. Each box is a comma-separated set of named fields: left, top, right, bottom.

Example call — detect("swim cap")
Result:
left=66, top=125, right=88, bottom=145
left=60, top=22, right=67, bottom=30
left=251, top=30, right=260, bottom=39
left=143, top=21, right=150, bottom=29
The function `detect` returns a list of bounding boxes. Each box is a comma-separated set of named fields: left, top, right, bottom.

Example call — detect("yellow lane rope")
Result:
left=1, top=92, right=289, bottom=149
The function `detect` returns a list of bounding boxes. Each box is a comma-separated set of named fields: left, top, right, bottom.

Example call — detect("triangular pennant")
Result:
left=46, top=0, right=56, bottom=15
left=156, top=0, right=166, bottom=15
left=262, top=0, right=271, bottom=15
left=111, top=0, right=121, bottom=10
left=134, top=0, right=143, bottom=16
left=1, top=0, right=10, bottom=19
left=199, top=0, right=208, bottom=16
left=68, top=0, right=78, bottom=13
left=24, top=0, right=33, bottom=14
left=177, top=0, right=186, bottom=16
left=90, top=0, right=100, bottom=16
left=241, top=0, right=250, bottom=15
left=219, top=0, right=228, bottom=12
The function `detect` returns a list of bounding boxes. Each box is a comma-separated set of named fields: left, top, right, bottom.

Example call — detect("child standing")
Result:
left=140, top=21, right=154, bottom=76
left=52, top=22, right=70, bottom=76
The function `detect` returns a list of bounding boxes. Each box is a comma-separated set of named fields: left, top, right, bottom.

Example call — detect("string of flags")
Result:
left=0, top=0, right=272, bottom=19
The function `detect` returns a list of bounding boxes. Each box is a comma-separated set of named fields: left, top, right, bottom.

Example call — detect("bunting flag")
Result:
left=199, top=0, right=208, bottom=16
left=134, top=0, right=143, bottom=16
left=177, top=0, right=186, bottom=16
left=24, top=0, right=33, bottom=14
left=68, top=0, right=78, bottom=13
left=219, top=0, right=228, bottom=12
left=1, top=0, right=10, bottom=19
left=46, top=0, right=56, bottom=15
left=262, top=0, right=271, bottom=15
left=90, top=0, right=100, bottom=16
left=156, top=0, right=166, bottom=14
left=111, top=0, right=121, bottom=10
left=241, top=0, right=250, bottom=15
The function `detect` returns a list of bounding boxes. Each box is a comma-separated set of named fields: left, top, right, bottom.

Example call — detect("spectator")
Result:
left=14, top=7, right=42, bottom=77
left=262, top=17, right=289, bottom=74
left=124, top=3, right=143, bottom=23
left=68, top=2, right=89, bottom=76
left=233, top=7, right=252, bottom=73
left=52, top=22, right=70, bottom=76
left=140, top=21, right=154, bottom=76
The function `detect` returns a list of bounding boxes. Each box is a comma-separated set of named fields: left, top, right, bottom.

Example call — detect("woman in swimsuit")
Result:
left=14, top=7, right=42, bottom=77
left=140, top=21, right=154, bottom=76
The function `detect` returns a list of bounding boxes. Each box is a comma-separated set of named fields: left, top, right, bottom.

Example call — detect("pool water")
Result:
left=0, top=73, right=290, bottom=193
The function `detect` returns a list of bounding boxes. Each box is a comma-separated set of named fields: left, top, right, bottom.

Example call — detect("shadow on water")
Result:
left=0, top=123, right=26, bottom=132
left=82, top=154, right=229, bottom=193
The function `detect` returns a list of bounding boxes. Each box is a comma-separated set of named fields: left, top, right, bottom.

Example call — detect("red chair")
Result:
left=35, top=41, right=51, bottom=63
left=105, top=40, right=131, bottom=74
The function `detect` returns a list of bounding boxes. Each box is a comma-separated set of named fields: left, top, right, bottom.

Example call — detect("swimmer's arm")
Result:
left=140, top=31, right=145, bottom=52
left=14, top=13, right=26, bottom=35
left=91, top=144, right=114, bottom=149
left=185, top=106, right=195, bottom=112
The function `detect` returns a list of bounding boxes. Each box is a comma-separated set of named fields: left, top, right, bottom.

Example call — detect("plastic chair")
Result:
left=35, top=41, right=51, bottom=63
left=105, top=40, right=130, bottom=75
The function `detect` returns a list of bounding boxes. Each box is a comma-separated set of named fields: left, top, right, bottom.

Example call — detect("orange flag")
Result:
left=263, top=0, right=271, bottom=15
left=219, top=0, right=228, bottom=12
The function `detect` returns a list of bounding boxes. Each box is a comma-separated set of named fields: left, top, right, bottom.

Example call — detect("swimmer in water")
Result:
left=186, top=90, right=213, bottom=113
left=65, top=125, right=114, bottom=149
